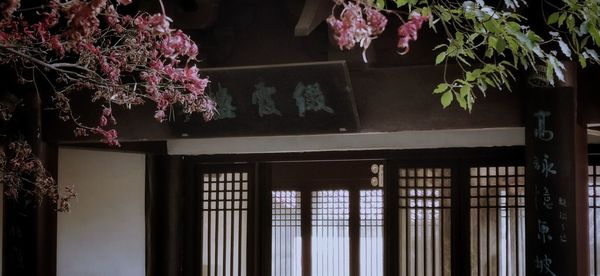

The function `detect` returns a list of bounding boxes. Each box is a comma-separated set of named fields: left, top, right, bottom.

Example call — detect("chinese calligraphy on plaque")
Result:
left=217, top=81, right=336, bottom=118
left=252, top=81, right=282, bottom=117
left=211, top=83, right=237, bottom=120
left=293, top=82, right=334, bottom=117
left=172, top=61, right=358, bottom=137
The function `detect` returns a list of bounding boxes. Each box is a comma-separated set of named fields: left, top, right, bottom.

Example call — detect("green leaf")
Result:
left=376, top=0, right=385, bottom=9
left=590, top=25, right=600, bottom=46
left=488, top=36, right=498, bottom=50
left=441, top=91, right=454, bottom=108
left=457, top=55, right=472, bottom=66
left=455, top=92, right=467, bottom=109
left=466, top=71, right=477, bottom=81
left=547, top=12, right=560, bottom=25
left=485, top=48, right=494, bottom=58
left=433, top=44, right=447, bottom=51
left=545, top=62, right=555, bottom=86
left=440, top=10, right=451, bottom=21
left=477, top=79, right=487, bottom=93
left=579, top=54, right=587, bottom=68
left=456, top=32, right=464, bottom=42
left=433, top=83, right=449, bottom=94
left=396, top=0, right=408, bottom=7
left=460, top=85, right=471, bottom=97
left=483, top=21, right=498, bottom=33
left=558, top=12, right=567, bottom=27
left=566, top=15, right=575, bottom=31
left=558, top=40, right=572, bottom=57
left=435, top=52, right=447, bottom=65
left=496, top=38, right=506, bottom=53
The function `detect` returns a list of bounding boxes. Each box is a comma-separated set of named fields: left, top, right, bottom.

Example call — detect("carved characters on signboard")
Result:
left=533, top=154, right=557, bottom=178
left=293, top=82, right=334, bottom=117
left=535, top=254, right=557, bottom=276
left=532, top=108, right=570, bottom=275
left=541, top=186, right=554, bottom=210
left=538, top=219, right=553, bottom=244
left=208, top=80, right=337, bottom=119
left=558, top=197, right=568, bottom=244
left=252, top=82, right=282, bottom=117
left=210, top=83, right=237, bottom=120
left=534, top=110, right=554, bottom=141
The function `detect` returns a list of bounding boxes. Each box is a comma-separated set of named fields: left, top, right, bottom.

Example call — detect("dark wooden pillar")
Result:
left=34, top=144, right=58, bottom=276
left=3, top=89, right=57, bottom=276
left=3, top=90, right=57, bottom=276
left=147, top=155, right=184, bottom=276
left=525, top=66, right=589, bottom=275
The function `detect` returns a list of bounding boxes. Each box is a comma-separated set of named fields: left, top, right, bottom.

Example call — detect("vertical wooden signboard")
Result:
left=526, top=86, right=588, bottom=275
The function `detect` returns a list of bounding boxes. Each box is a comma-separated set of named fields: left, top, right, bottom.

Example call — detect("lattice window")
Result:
left=311, top=190, right=350, bottom=276
left=271, top=191, right=302, bottom=276
left=200, top=172, right=249, bottom=276
left=589, top=165, right=600, bottom=275
left=360, top=189, right=384, bottom=276
left=398, top=168, right=452, bottom=276
left=469, top=166, right=525, bottom=276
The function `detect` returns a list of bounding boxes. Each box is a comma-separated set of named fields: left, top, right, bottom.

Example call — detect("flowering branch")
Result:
left=1, top=140, right=76, bottom=212
left=326, top=0, right=428, bottom=62
left=327, top=0, right=600, bottom=111
left=0, top=0, right=217, bottom=211
left=0, top=0, right=216, bottom=146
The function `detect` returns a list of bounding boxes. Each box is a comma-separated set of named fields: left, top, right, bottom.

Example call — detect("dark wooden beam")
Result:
left=295, top=0, right=332, bottom=36
left=61, top=141, right=168, bottom=155
left=42, top=64, right=526, bottom=143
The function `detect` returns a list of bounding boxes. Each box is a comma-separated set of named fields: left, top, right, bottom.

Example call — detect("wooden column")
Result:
left=525, top=66, right=589, bottom=275
left=2, top=89, right=58, bottom=276
left=146, top=155, right=184, bottom=276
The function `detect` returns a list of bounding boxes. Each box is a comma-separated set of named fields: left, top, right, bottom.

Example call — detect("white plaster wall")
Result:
left=57, top=148, right=145, bottom=276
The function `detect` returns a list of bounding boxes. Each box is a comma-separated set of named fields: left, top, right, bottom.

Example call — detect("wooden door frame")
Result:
left=183, top=146, right=530, bottom=276
left=267, top=160, right=384, bottom=276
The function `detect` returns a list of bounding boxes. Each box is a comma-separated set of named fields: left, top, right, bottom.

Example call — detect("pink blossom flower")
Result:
left=74, top=128, right=89, bottom=137
left=0, top=0, right=215, bottom=148
left=104, top=5, right=120, bottom=27
left=397, top=12, right=428, bottom=55
left=154, top=109, right=166, bottom=122
left=48, top=36, right=65, bottom=56
left=147, top=14, right=170, bottom=33
left=326, top=1, right=388, bottom=60
left=99, top=115, right=108, bottom=126
left=160, top=30, right=197, bottom=60
left=150, top=59, right=164, bottom=70
left=118, top=0, right=133, bottom=5
left=365, top=8, right=387, bottom=35
left=94, top=128, right=120, bottom=146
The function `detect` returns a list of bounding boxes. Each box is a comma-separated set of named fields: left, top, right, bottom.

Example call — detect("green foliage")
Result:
left=545, top=0, right=600, bottom=68
left=388, top=0, right=600, bottom=111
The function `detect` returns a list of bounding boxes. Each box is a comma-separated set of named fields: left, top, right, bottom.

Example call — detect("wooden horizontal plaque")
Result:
left=171, top=61, right=359, bottom=137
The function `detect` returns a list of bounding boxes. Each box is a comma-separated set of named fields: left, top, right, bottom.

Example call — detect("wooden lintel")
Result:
left=588, top=128, right=600, bottom=137
left=295, top=0, right=332, bottom=36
